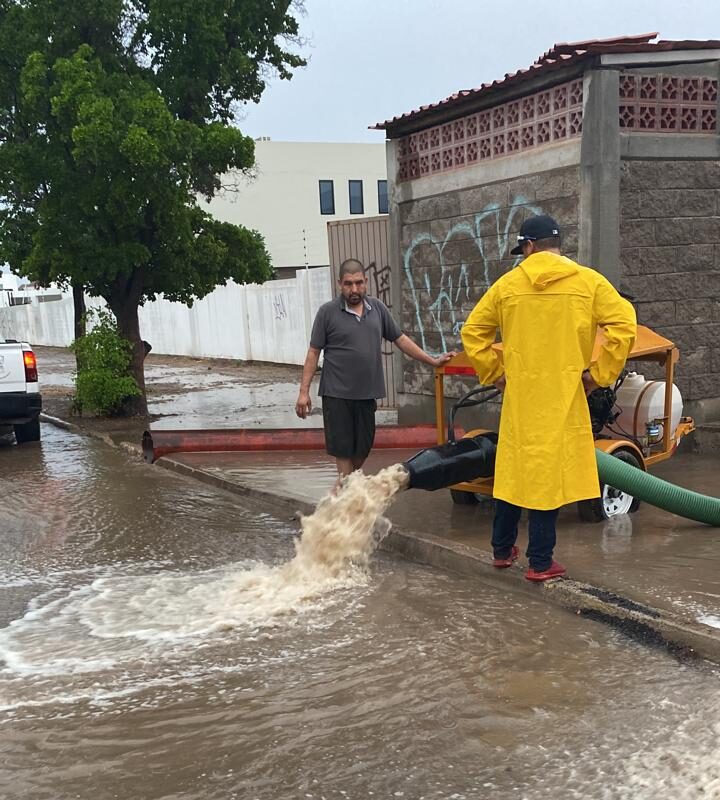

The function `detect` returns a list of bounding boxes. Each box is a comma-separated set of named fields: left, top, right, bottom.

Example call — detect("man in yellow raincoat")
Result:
left=461, top=215, right=636, bottom=581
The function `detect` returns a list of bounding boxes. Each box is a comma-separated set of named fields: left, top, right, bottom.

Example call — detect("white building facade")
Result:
left=205, top=140, right=388, bottom=275
left=0, top=270, right=20, bottom=293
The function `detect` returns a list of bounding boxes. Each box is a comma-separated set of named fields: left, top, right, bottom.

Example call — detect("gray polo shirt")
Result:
left=310, top=295, right=402, bottom=399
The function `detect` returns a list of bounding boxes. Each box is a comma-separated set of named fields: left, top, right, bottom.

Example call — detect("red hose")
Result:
left=142, top=425, right=450, bottom=463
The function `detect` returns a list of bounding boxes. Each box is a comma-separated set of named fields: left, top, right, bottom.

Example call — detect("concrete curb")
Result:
left=39, top=413, right=720, bottom=664
left=40, top=413, right=142, bottom=456
left=156, top=455, right=317, bottom=516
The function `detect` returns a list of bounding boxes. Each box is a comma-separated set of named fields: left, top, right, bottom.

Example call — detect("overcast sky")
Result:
left=240, top=0, right=720, bottom=143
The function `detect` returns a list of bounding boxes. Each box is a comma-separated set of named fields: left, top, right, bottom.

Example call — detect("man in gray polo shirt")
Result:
left=296, top=258, right=454, bottom=486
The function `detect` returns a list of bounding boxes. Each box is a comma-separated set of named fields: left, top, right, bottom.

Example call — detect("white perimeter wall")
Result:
left=0, top=267, right=331, bottom=366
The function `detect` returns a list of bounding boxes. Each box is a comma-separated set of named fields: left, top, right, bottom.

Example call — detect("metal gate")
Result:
left=327, top=216, right=396, bottom=408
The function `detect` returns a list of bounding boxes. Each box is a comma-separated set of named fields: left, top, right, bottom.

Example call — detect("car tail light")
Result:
left=23, top=350, right=38, bottom=382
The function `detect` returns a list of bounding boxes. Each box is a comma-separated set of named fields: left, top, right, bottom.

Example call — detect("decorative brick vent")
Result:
left=618, top=74, right=718, bottom=133
left=397, top=79, right=583, bottom=182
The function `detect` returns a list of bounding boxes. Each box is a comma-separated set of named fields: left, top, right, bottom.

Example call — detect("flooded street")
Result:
left=171, top=446, right=720, bottom=625
left=2, top=426, right=720, bottom=799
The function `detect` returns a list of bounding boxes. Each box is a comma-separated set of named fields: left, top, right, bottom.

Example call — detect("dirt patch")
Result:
left=37, top=346, right=305, bottom=445
left=38, top=346, right=302, bottom=393
left=144, top=353, right=303, bottom=380
left=41, top=385, right=73, bottom=399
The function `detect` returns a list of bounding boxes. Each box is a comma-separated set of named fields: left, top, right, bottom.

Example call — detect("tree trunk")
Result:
left=71, top=283, right=87, bottom=376
left=107, top=292, right=148, bottom=417
left=72, top=283, right=86, bottom=340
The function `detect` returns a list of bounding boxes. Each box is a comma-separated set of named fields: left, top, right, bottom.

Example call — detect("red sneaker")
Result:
left=525, top=560, right=566, bottom=582
left=493, top=545, right=519, bottom=569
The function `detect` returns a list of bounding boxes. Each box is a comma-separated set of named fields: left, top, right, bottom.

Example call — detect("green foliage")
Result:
left=0, top=1, right=303, bottom=412
left=0, top=2, right=299, bottom=294
left=70, top=309, right=141, bottom=415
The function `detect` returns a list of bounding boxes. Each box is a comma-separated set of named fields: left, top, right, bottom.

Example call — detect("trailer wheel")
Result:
left=14, top=417, right=41, bottom=444
left=450, top=488, right=478, bottom=505
left=577, top=450, right=642, bottom=522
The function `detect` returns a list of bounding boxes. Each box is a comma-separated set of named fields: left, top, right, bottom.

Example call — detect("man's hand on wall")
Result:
left=295, top=390, right=313, bottom=419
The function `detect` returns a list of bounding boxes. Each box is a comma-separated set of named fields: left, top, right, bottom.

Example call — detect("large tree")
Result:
left=0, top=0, right=304, bottom=413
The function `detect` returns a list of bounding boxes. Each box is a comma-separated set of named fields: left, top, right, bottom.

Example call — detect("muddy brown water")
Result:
left=171, top=446, right=720, bottom=626
left=1, top=426, right=719, bottom=799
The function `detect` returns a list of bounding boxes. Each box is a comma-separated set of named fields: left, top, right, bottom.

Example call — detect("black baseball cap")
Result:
left=510, top=215, right=561, bottom=255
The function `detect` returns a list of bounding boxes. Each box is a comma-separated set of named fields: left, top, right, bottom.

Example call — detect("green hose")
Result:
left=596, top=449, right=720, bottom=526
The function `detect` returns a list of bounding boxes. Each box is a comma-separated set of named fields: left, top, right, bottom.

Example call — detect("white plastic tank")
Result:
left=605, top=372, right=683, bottom=442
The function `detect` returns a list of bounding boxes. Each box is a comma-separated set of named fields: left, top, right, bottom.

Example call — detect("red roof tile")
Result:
left=372, top=33, right=720, bottom=132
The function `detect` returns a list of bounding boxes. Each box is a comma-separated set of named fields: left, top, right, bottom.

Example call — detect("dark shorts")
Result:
left=321, top=396, right=377, bottom=460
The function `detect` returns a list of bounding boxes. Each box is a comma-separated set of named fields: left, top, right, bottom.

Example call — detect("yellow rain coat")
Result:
left=461, top=251, right=637, bottom=510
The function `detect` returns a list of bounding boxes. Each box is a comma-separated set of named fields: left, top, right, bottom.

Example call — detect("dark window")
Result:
left=349, top=180, right=364, bottom=214
left=319, top=180, right=335, bottom=215
left=377, top=180, right=389, bottom=214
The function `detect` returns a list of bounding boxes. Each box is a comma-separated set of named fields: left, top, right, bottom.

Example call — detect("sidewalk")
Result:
left=37, top=345, right=720, bottom=663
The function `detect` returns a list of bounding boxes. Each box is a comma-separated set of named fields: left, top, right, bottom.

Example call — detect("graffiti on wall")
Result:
left=367, top=261, right=394, bottom=358
left=403, top=195, right=544, bottom=352
left=272, top=292, right=288, bottom=321
left=367, top=261, right=392, bottom=309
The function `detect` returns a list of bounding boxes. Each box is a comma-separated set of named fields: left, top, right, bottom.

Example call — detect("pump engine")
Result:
left=587, top=385, right=620, bottom=434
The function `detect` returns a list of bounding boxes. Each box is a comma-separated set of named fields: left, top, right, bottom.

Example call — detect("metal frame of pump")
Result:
left=433, top=324, right=696, bottom=504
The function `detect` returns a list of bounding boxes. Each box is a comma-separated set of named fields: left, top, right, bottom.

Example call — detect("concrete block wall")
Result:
left=398, top=165, right=580, bottom=400
left=386, top=56, right=720, bottom=431
left=619, top=159, right=720, bottom=404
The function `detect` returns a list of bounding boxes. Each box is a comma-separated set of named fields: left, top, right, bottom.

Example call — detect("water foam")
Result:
left=698, top=613, right=720, bottom=630
left=0, top=465, right=409, bottom=681
left=600, top=701, right=720, bottom=800
left=289, top=463, right=408, bottom=582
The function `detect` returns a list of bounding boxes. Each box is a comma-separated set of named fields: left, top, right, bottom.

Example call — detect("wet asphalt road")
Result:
left=1, top=425, right=719, bottom=800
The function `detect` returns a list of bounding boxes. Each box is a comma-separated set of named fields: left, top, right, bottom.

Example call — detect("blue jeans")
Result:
left=492, top=499, right=559, bottom=572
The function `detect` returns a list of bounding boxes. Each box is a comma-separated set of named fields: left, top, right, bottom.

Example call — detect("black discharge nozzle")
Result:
left=402, top=384, right=500, bottom=492
left=403, top=432, right=498, bottom=491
